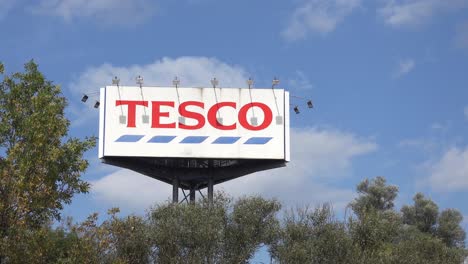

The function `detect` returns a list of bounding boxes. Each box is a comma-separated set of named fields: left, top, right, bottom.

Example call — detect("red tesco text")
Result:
left=115, top=100, right=273, bottom=131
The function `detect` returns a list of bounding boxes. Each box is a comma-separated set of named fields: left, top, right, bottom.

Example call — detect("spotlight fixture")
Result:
left=112, top=76, right=120, bottom=85
left=173, top=76, right=180, bottom=88
left=94, top=101, right=100, bottom=108
left=136, top=75, right=144, bottom=86
left=211, top=78, right=219, bottom=88
left=290, top=95, right=314, bottom=111
left=247, top=77, right=254, bottom=88
left=81, top=94, right=88, bottom=102
left=293, top=106, right=299, bottom=114
left=272, top=77, right=280, bottom=88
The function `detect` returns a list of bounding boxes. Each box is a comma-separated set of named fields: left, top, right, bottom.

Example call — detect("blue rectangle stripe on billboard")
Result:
left=212, top=136, right=241, bottom=144
left=147, top=136, right=176, bottom=143
left=244, top=137, right=273, bottom=145
left=115, top=135, right=145, bottom=142
left=180, top=136, right=208, bottom=144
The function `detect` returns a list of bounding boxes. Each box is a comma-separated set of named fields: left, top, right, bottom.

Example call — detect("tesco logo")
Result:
left=116, top=100, right=273, bottom=131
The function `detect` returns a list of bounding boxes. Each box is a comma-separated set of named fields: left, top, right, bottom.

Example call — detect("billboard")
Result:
left=99, top=86, right=290, bottom=160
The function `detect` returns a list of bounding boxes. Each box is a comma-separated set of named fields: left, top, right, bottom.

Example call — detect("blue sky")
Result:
left=1, top=0, right=468, bottom=261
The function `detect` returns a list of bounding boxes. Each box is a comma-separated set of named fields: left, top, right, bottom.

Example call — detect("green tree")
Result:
left=104, top=208, right=151, bottom=263
left=149, top=193, right=280, bottom=264
left=401, top=193, right=439, bottom=234
left=0, top=222, right=93, bottom=264
left=271, top=204, right=355, bottom=264
left=347, top=209, right=401, bottom=263
left=149, top=195, right=228, bottom=263
left=58, top=209, right=151, bottom=264
left=271, top=177, right=467, bottom=264
left=437, top=209, right=466, bottom=248
left=224, top=196, right=281, bottom=262
left=347, top=177, right=401, bottom=262
left=0, top=61, right=95, bottom=261
left=388, top=226, right=466, bottom=264
left=350, top=176, right=399, bottom=216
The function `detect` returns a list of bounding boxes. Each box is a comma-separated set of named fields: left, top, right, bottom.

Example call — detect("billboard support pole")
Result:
left=189, top=187, right=196, bottom=203
left=172, top=174, right=179, bottom=203
left=208, top=175, right=214, bottom=204
left=208, top=160, right=214, bottom=204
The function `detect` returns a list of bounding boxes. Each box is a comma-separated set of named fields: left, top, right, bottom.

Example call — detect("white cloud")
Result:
left=68, top=56, right=249, bottom=127
left=282, top=0, right=362, bottom=41
left=220, top=127, right=377, bottom=208
left=428, top=147, right=468, bottom=192
left=91, top=127, right=377, bottom=211
left=91, top=169, right=172, bottom=210
left=455, top=21, right=468, bottom=50
left=378, top=0, right=468, bottom=28
left=393, top=58, right=415, bottom=78
left=70, top=57, right=248, bottom=93
left=31, top=0, right=156, bottom=25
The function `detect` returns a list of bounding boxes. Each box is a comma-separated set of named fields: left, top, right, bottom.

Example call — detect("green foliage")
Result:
left=0, top=182, right=466, bottom=264
left=150, top=194, right=229, bottom=263
left=271, top=204, right=355, bottom=264
left=225, top=196, right=281, bottom=262
left=0, top=224, right=80, bottom=264
left=0, top=61, right=95, bottom=261
left=107, top=209, right=152, bottom=263
left=272, top=177, right=467, bottom=264
left=348, top=210, right=401, bottom=260
left=149, top=193, right=281, bottom=263
left=437, top=209, right=466, bottom=248
left=67, top=209, right=151, bottom=264
left=402, top=193, right=439, bottom=233
left=350, top=176, right=399, bottom=216
left=388, top=226, right=466, bottom=264
left=7, top=194, right=280, bottom=264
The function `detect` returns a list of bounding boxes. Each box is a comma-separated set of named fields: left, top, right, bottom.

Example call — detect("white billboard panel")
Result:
left=99, top=86, right=290, bottom=160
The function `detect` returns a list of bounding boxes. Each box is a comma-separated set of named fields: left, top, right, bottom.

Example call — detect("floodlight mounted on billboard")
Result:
left=81, top=91, right=100, bottom=108
left=112, top=76, right=120, bottom=86
left=173, top=77, right=184, bottom=124
left=113, top=76, right=126, bottom=123
left=137, top=75, right=149, bottom=124
left=247, top=77, right=258, bottom=125
left=271, top=77, right=283, bottom=124
left=211, top=78, right=222, bottom=124
left=272, top=77, right=280, bottom=88
left=290, top=95, right=314, bottom=114
left=173, top=76, right=180, bottom=88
